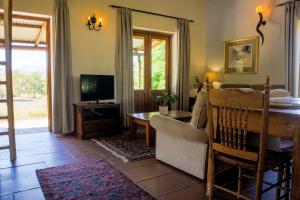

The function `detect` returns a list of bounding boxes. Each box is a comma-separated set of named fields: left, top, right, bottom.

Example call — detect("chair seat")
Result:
left=215, top=150, right=291, bottom=171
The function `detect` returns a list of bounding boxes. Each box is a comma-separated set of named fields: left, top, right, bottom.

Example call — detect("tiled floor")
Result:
left=0, top=131, right=280, bottom=200
left=0, top=131, right=207, bottom=200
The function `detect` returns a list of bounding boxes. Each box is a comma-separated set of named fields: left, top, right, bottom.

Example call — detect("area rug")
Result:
left=36, top=160, right=155, bottom=200
left=92, top=133, right=155, bottom=162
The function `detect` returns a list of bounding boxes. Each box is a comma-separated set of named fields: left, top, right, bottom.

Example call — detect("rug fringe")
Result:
left=91, top=139, right=129, bottom=163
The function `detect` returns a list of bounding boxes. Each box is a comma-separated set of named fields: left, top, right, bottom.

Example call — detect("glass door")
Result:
left=133, top=33, right=146, bottom=112
left=133, top=31, right=171, bottom=112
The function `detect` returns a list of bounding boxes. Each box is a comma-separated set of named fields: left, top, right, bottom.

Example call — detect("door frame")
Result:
left=0, top=14, right=52, bottom=131
left=133, top=30, right=172, bottom=111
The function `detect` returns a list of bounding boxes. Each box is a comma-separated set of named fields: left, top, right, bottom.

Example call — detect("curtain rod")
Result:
left=277, top=0, right=300, bottom=7
left=110, top=5, right=195, bottom=23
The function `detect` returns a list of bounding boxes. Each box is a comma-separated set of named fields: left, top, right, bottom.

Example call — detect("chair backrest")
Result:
left=206, top=76, right=271, bottom=163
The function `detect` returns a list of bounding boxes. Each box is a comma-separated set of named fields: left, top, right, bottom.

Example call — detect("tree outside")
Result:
left=133, top=39, right=166, bottom=90
left=151, top=40, right=166, bottom=90
left=12, top=70, right=46, bottom=98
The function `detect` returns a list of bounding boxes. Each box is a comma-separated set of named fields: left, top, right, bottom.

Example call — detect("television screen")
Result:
left=80, top=74, right=114, bottom=101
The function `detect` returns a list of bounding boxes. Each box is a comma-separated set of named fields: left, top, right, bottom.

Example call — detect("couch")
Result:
left=150, top=115, right=208, bottom=179
left=150, top=91, right=208, bottom=180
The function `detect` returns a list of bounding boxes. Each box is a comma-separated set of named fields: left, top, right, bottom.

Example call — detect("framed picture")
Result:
left=224, top=36, right=259, bottom=73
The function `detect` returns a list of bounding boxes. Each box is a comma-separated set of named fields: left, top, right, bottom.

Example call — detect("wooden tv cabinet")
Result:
left=73, top=103, right=121, bottom=140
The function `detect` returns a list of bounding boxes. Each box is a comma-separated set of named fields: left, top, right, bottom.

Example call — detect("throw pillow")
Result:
left=190, top=90, right=207, bottom=129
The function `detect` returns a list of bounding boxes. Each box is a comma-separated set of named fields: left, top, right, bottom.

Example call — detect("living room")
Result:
left=0, top=0, right=299, bottom=199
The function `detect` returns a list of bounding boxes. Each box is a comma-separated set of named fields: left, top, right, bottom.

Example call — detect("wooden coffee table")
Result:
left=127, top=110, right=192, bottom=147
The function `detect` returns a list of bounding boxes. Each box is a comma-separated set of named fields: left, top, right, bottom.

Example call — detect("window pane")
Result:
left=151, top=39, right=166, bottom=90
left=133, top=37, right=145, bottom=90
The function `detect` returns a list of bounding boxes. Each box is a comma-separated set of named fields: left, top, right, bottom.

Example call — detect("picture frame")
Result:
left=224, top=36, right=259, bottom=74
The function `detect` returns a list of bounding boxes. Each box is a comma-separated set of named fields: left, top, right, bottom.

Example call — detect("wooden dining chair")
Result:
left=206, top=76, right=291, bottom=200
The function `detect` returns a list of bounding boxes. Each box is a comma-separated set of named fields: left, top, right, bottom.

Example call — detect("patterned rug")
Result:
left=93, top=133, right=155, bottom=162
left=36, top=160, right=155, bottom=200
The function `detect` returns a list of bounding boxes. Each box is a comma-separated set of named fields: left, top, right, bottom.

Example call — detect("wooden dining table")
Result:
left=254, top=107, right=300, bottom=200
left=207, top=97, right=300, bottom=200
left=207, top=98, right=300, bottom=199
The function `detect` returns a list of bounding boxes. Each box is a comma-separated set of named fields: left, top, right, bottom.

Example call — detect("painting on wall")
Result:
left=224, top=36, right=259, bottom=73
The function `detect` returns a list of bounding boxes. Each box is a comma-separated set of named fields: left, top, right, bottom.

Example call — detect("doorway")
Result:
left=132, top=30, right=171, bottom=112
left=0, top=14, right=52, bottom=134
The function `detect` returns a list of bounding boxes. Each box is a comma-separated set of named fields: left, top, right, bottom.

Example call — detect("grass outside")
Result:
left=0, top=96, right=48, bottom=121
left=13, top=96, right=48, bottom=120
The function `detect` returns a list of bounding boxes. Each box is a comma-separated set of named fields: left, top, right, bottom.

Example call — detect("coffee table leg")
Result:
left=149, top=126, right=156, bottom=146
left=145, top=124, right=150, bottom=147
left=129, top=117, right=137, bottom=138
left=146, top=124, right=156, bottom=147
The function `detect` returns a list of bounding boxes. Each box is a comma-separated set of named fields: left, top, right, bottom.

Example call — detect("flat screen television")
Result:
left=80, top=74, right=114, bottom=101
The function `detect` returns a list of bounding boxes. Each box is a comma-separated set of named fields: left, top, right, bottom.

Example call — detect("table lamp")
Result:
left=204, top=71, right=221, bottom=83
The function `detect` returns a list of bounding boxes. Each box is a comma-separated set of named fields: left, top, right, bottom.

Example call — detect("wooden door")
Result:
left=133, top=30, right=171, bottom=112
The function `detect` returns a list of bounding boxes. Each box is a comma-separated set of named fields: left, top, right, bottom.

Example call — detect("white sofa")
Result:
left=150, top=114, right=208, bottom=180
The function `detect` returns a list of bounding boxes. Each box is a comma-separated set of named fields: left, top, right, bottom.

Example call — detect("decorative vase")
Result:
left=159, top=106, right=168, bottom=115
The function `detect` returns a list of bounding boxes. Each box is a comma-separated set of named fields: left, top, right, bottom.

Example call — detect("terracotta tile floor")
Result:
left=0, top=132, right=207, bottom=200
left=0, top=132, right=279, bottom=200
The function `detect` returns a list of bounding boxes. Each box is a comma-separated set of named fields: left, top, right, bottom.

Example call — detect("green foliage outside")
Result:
left=133, top=41, right=166, bottom=90
left=12, top=70, right=46, bottom=98
left=0, top=70, right=47, bottom=121
left=151, top=42, right=166, bottom=90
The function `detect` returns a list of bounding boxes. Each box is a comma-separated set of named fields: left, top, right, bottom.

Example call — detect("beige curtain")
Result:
left=285, top=1, right=300, bottom=97
left=53, top=0, right=74, bottom=134
left=115, top=8, right=134, bottom=127
left=177, top=19, right=191, bottom=111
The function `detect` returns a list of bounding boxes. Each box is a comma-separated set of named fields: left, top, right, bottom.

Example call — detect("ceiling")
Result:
left=0, top=15, right=48, bottom=49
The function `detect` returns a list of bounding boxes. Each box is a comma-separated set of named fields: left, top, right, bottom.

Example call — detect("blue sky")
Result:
left=0, top=49, right=47, bottom=74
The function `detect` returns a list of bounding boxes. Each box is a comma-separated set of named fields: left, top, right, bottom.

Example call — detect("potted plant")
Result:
left=194, top=75, right=203, bottom=93
left=155, top=91, right=178, bottom=115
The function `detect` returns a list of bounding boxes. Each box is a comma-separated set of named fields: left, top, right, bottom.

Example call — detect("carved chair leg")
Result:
left=207, top=153, right=215, bottom=200
left=255, top=170, right=264, bottom=200
left=237, top=167, right=242, bottom=199
left=276, top=165, right=284, bottom=200
left=284, top=160, right=291, bottom=200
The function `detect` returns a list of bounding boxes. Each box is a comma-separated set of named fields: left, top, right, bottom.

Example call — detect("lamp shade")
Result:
left=204, top=71, right=221, bottom=82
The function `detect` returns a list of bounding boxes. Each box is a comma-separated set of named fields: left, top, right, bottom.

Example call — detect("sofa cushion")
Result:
left=191, top=90, right=207, bottom=129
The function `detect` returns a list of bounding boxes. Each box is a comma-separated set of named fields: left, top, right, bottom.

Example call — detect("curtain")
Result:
left=53, top=0, right=74, bottom=134
left=177, top=19, right=191, bottom=111
left=115, top=8, right=134, bottom=127
left=285, top=1, right=300, bottom=97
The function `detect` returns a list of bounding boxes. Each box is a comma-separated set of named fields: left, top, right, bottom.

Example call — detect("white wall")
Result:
left=205, top=0, right=286, bottom=85
left=6, top=0, right=207, bottom=101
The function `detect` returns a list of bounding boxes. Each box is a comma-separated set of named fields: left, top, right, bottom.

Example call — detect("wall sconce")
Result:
left=87, top=15, right=103, bottom=31
left=256, top=6, right=266, bottom=46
